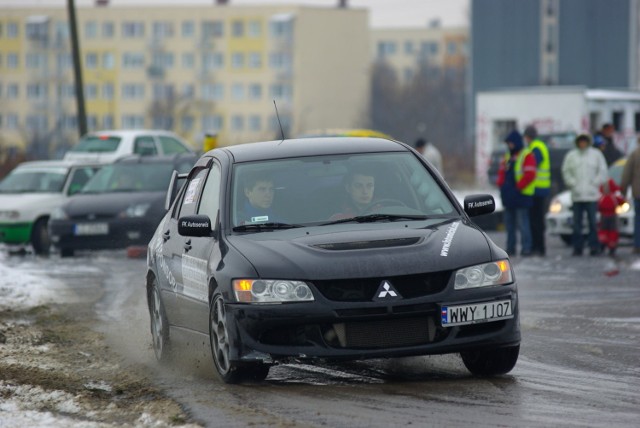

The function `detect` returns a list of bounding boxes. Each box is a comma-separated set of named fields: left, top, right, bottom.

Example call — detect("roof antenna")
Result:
left=273, top=99, right=286, bottom=142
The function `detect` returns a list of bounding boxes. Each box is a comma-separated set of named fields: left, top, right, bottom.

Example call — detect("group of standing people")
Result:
left=496, top=126, right=548, bottom=256
left=497, top=123, right=640, bottom=258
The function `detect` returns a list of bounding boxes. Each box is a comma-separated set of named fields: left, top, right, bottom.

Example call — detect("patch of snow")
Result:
left=0, top=259, right=70, bottom=312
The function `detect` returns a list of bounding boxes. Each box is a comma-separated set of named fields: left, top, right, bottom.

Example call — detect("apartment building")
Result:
left=370, top=24, right=468, bottom=84
left=0, top=3, right=370, bottom=155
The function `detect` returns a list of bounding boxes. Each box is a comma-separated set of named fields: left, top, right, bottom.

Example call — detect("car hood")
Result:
left=62, top=191, right=162, bottom=217
left=0, top=193, right=63, bottom=209
left=63, top=152, right=119, bottom=164
left=226, top=220, right=494, bottom=280
left=552, top=190, right=572, bottom=208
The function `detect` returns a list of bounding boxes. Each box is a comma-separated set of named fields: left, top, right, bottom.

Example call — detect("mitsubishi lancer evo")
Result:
left=145, top=137, right=520, bottom=383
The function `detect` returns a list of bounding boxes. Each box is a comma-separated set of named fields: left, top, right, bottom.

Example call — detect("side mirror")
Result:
left=178, top=214, right=212, bottom=237
left=463, top=194, right=496, bottom=217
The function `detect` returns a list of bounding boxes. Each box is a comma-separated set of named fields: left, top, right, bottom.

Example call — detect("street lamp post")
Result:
left=67, top=0, right=87, bottom=137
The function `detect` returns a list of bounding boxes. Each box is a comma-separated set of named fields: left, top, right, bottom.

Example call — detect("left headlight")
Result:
left=120, top=203, right=151, bottom=218
left=454, top=260, right=513, bottom=290
left=233, top=279, right=314, bottom=303
left=548, top=198, right=563, bottom=214
left=616, top=202, right=630, bottom=215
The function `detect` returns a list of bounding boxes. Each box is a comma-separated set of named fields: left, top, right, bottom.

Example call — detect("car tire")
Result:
left=60, top=248, right=75, bottom=258
left=150, top=278, right=171, bottom=363
left=460, top=344, right=519, bottom=376
left=209, top=295, right=269, bottom=384
left=560, top=234, right=573, bottom=246
left=31, top=218, right=50, bottom=256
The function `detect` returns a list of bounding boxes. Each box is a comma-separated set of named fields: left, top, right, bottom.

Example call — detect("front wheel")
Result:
left=209, top=295, right=269, bottom=383
left=31, top=218, right=51, bottom=255
left=460, top=345, right=519, bottom=376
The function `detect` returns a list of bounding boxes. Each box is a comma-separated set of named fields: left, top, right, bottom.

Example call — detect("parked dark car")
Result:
left=146, top=137, right=520, bottom=383
left=49, top=154, right=196, bottom=257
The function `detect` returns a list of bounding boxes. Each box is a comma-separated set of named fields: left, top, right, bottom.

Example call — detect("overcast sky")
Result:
left=4, top=0, right=470, bottom=28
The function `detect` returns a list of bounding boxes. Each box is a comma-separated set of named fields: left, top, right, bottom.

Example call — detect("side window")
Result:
left=134, top=136, right=158, bottom=155
left=177, top=168, right=208, bottom=218
left=67, top=166, right=99, bottom=195
left=198, top=163, right=221, bottom=221
left=159, top=136, right=189, bottom=154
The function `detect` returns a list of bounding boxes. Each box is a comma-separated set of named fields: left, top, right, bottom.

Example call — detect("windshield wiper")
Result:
left=233, top=222, right=304, bottom=232
left=321, top=213, right=429, bottom=225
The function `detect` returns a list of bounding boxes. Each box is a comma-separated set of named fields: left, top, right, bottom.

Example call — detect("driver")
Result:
left=330, top=167, right=380, bottom=220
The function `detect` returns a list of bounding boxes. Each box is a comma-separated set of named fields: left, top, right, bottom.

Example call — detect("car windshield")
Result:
left=80, top=162, right=175, bottom=193
left=609, top=162, right=624, bottom=185
left=69, top=135, right=121, bottom=153
left=0, top=167, right=68, bottom=193
left=230, top=152, right=457, bottom=228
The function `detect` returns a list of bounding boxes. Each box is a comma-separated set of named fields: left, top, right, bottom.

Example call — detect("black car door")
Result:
left=172, top=164, right=219, bottom=332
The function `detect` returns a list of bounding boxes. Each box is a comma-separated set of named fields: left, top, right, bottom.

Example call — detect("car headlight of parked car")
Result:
left=454, top=260, right=512, bottom=290
left=50, top=207, right=68, bottom=221
left=233, top=279, right=314, bottom=303
left=120, top=203, right=151, bottom=218
left=616, top=202, right=630, bottom=215
left=548, top=198, right=563, bottom=214
left=0, top=210, right=20, bottom=220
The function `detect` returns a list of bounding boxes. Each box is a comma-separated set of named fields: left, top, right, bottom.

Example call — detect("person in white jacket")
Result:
left=561, top=134, right=608, bottom=256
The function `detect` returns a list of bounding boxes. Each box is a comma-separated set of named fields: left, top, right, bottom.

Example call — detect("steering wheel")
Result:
left=364, top=198, right=408, bottom=213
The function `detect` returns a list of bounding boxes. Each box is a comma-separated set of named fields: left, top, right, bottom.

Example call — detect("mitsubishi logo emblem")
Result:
left=374, top=280, right=402, bottom=300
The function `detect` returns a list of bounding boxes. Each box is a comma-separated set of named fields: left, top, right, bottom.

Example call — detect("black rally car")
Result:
left=146, top=137, right=520, bottom=383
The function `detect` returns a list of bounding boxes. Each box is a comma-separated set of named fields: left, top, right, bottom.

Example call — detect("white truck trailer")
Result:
left=475, top=86, right=640, bottom=187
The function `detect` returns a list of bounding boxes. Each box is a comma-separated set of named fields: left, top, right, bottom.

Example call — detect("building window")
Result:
left=612, top=111, right=624, bottom=132
left=231, top=52, right=244, bottom=69
left=153, top=21, right=174, bottom=39
left=420, top=41, right=438, bottom=56
left=202, top=83, right=224, bottom=101
left=85, top=21, right=98, bottom=38
left=27, top=83, right=48, bottom=100
left=248, top=20, right=262, bottom=37
left=26, top=53, right=47, bottom=69
left=55, top=21, right=69, bottom=41
left=7, top=84, right=19, bottom=99
left=270, top=83, right=292, bottom=101
left=122, top=52, right=145, bottom=69
left=57, top=53, right=71, bottom=71
left=102, top=21, right=114, bottom=38
left=85, top=84, right=98, bottom=100
left=202, top=52, right=224, bottom=71
left=103, top=115, right=114, bottom=129
left=102, top=52, right=114, bottom=69
left=249, top=115, right=261, bottom=131
left=182, top=21, right=195, bottom=37
left=181, top=115, right=194, bottom=132
left=122, top=83, right=145, bottom=100
left=202, top=21, right=223, bottom=38
left=57, top=84, right=74, bottom=99
left=7, top=53, right=18, bottom=69
left=122, top=21, right=145, bottom=38
left=6, top=114, right=19, bottom=129
left=122, top=115, right=145, bottom=129
left=202, top=115, right=223, bottom=132
left=377, top=41, right=397, bottom=58
left=447, top=41, right=457, bottom=55
left=85, top=52, right=98, bottom=69
left=232, top=83, right=244, bottom=100
left=7, top=22, right=18, bottom=38
left=153, top=83, right=174, bottom=100
left=152, top=52, right=174, bottom=69
left=269, top=52, right=291, bottom=69
left=248, top=52, right=262, bottom=69
left=182, top=52, right=195, bottom=69
left=26, top=114, right=48, bottom=131
left=270, top=19, right=292, bottom=38
left=181, top=83, right=194, bottom=98
left=102, top=83, right=114, bottom=100
left=232, top=20, right=244, bottom=37
left=404, top=41, right=414, bottom=54
left=231, top=115, right=244, bottom=131
left=248, top=83, right=262, bottom=100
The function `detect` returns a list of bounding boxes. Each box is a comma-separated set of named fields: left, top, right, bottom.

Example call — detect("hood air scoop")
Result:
left=313, top=237, right=422, bottom=251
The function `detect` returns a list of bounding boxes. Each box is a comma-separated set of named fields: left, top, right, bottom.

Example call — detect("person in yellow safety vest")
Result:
left=524, top=125, right=551, bottom=256
left=204, top=133, right=218, bottom=152
left=496, top=130, right=537, bottom=257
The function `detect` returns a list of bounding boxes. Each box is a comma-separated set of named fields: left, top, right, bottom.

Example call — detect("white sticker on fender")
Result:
left=181, top=254, right=208, bottom=301
left=440, top=221, right=460, bottom=257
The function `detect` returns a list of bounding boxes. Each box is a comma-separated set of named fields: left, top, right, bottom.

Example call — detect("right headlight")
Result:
left=454, top=260, right=513, bottom=290
left=233, top=279, right=314, bottom=303
left=548, top=198, right=563, bottom=214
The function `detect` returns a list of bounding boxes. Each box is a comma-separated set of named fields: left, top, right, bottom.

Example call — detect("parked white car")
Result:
left=546, top=158, right=634, bottom=245
left=63, top=130, right=194, bottom=163
left=0, top=160, right=102, bottom=254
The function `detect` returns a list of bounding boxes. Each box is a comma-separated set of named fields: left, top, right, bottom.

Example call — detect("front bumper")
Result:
left=546, top=212, right=634, bottom=237
left=0, top=222, right=33, bottom=244
left=225, top=285, right=521, bottom=363
left=49, top=217, right=157, bottom=251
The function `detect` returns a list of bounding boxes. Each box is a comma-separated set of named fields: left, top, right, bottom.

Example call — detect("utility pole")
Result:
left=67, top=0, right=87, bottom=136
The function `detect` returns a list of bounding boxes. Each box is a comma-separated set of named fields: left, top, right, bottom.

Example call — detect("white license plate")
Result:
left=441, top=300, right=513, bottom=327
left=74, top=223, right=109, bottom=236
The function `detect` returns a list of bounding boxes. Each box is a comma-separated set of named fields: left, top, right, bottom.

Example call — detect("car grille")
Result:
left=69, top=214, right=115, bottom=221
left=311, top=271, right=451, bottom=301
left=341, top=317, right=432, bottom=348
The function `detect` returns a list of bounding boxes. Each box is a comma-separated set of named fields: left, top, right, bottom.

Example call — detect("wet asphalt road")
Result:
left=5, top=232, right=640, bottom=427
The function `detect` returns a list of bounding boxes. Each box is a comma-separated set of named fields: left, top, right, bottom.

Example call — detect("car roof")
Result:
left=85, top=129, right=181, bottom=138
left=220, top=137, right=408, bottom=163
left=115, top=153, right=198, bottom=165
left=14, top=160, right=98, bottom=170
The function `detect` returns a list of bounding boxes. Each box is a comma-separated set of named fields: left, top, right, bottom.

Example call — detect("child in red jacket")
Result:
left=597, top=178, right=626, bottom=256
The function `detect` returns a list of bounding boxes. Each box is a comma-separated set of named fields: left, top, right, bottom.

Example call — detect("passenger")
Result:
left=330, top=167, right=379, bottom=220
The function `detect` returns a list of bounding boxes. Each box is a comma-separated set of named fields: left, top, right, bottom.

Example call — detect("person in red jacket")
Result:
left=597, top=178, right=626, bottom=256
